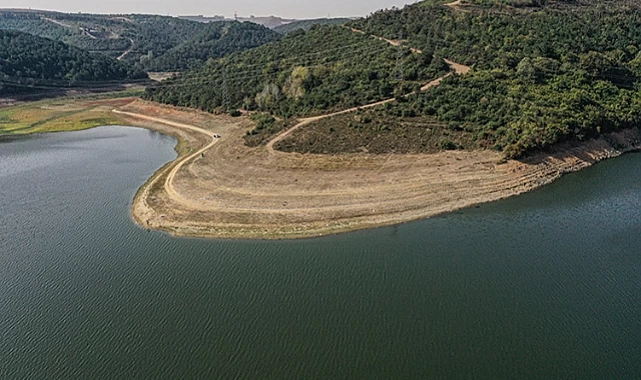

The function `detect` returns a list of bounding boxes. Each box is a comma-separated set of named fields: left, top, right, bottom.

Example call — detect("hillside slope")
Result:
left=0, top=11, right=280, bottom=71
left=273, top=18, right=352, bottom=34
left=346, top=0, right=641, bottom=157
left=144, top=25, right=448, bottom=117
left=145, top=21, right=281, bottom=71
left=0, top=29, right=146, bottom=95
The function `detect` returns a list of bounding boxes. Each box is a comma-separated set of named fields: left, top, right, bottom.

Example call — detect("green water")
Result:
left=1, top=126, right=640, bottom=379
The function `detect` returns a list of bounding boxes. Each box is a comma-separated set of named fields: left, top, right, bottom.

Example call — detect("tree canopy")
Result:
left=144, top=25, right=447, bottom=117
left=348, top=0, right=641, bottom=157
left=0, top=29, right=147, bottom=95
left=0, top=11, right=281, bottom=71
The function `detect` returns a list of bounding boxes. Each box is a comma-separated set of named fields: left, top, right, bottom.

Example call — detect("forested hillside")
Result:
left=347, top=0, right=641, bottom=157
left=144, top=22, right=281, bottom=71
left=145, top=0, right=641, bottom=157
left=0, top=11, right=280, bottom=71
left=144, top=25, right=447, bottom=117
left=0, top=29, right=147, bottom=95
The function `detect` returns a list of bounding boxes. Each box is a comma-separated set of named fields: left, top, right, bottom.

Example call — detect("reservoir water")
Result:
left=1, top=126, right=640, bottom=379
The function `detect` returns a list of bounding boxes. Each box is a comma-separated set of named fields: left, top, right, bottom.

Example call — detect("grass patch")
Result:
left=0, top=99, right=124, bottom=135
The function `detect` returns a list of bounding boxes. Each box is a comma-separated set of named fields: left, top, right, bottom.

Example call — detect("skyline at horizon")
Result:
left=0, top=0, right=417, bottom=19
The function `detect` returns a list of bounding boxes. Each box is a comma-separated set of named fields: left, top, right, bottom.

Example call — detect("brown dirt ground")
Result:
left=117, top=100, right=641, bottom=240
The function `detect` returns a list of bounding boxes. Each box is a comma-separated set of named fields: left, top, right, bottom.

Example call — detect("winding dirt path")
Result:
left=265, top=98, right=397, bottom=153
left=112, top=109, right=218, bottom=210
left=266, top=29, right=471, bottom=154
left=117, top=38, right=135, bottom=61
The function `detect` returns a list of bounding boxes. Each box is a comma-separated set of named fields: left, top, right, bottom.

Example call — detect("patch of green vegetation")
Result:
left=145, top=25, right=447, bottom=118
left=0, top=100, right=121, bottom=135
left=348, top=0, right=641, bottom=157
left=244, top=113, right=291, bottom=147
left=0, top=113, right=17, bottom=124
left=0, top=11, right=281, bottom=71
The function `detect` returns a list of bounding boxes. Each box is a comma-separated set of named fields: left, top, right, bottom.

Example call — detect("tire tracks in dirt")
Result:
left=112, top=109, right=219, bottom=211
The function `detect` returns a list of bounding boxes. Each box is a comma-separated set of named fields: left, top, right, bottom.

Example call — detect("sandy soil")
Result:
left=115, top=100, right=641, bottom=240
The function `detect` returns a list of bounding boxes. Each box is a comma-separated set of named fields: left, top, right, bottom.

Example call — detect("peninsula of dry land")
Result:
left=2, top=95, right=639, bottom=239
left=116, top=99, right=640, bottom=239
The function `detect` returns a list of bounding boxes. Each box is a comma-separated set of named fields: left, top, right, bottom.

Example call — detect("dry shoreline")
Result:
left=114, top=100, right=641, bottom=240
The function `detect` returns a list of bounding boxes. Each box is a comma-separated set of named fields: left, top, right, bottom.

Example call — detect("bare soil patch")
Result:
left=120, top=100, right=641, bottom=240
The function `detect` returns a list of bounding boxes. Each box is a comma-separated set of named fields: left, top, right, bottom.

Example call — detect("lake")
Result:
left=1, top=126, right=640, bottom=379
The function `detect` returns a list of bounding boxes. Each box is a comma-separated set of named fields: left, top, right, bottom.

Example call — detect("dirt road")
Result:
left=266, top=33, right=471, bottom=154
left=112, top=109, right=219, bottom=210
left=117, top=38, right=135, bottom=61
left=265, top=98, right=397, bottom=153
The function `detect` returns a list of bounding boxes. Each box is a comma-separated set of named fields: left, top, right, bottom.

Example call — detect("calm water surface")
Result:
left=1, top=126, right=640, bottom=379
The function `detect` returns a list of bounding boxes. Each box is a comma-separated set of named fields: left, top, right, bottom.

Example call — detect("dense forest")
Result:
left=0, top=29, right=147, bottom=95
left=144, top=25, right=448, bottom=117
left=347, top=0, right=641, bottom=157
left=144, top=21, right=281, bottom=71
left=0, top=11, right=280, bottom=71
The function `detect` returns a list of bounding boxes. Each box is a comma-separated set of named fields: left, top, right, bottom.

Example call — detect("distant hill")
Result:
left=144, top=21, right=281, bottom=71
left=179, top=14, right=298, bottom=29
left=178, top=15, right=227, bottom=23
left=180, top=14, right=354, bottom=33
left=236, top=16, right=297, bottom=29
left=0, top=29, right=147, bottom=95
left=0, top=10, right=280, bottom=71
left=273, top=18, right=352, bottom=34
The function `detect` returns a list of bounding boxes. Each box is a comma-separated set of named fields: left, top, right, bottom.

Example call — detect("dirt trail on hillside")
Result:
left=117, top=38, right=135, bottom=61
left=265, top=98, right=397, bottom=153
left=42, top=17, right=72, bottom=28
left=266, top=29, right=471, bottom=154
